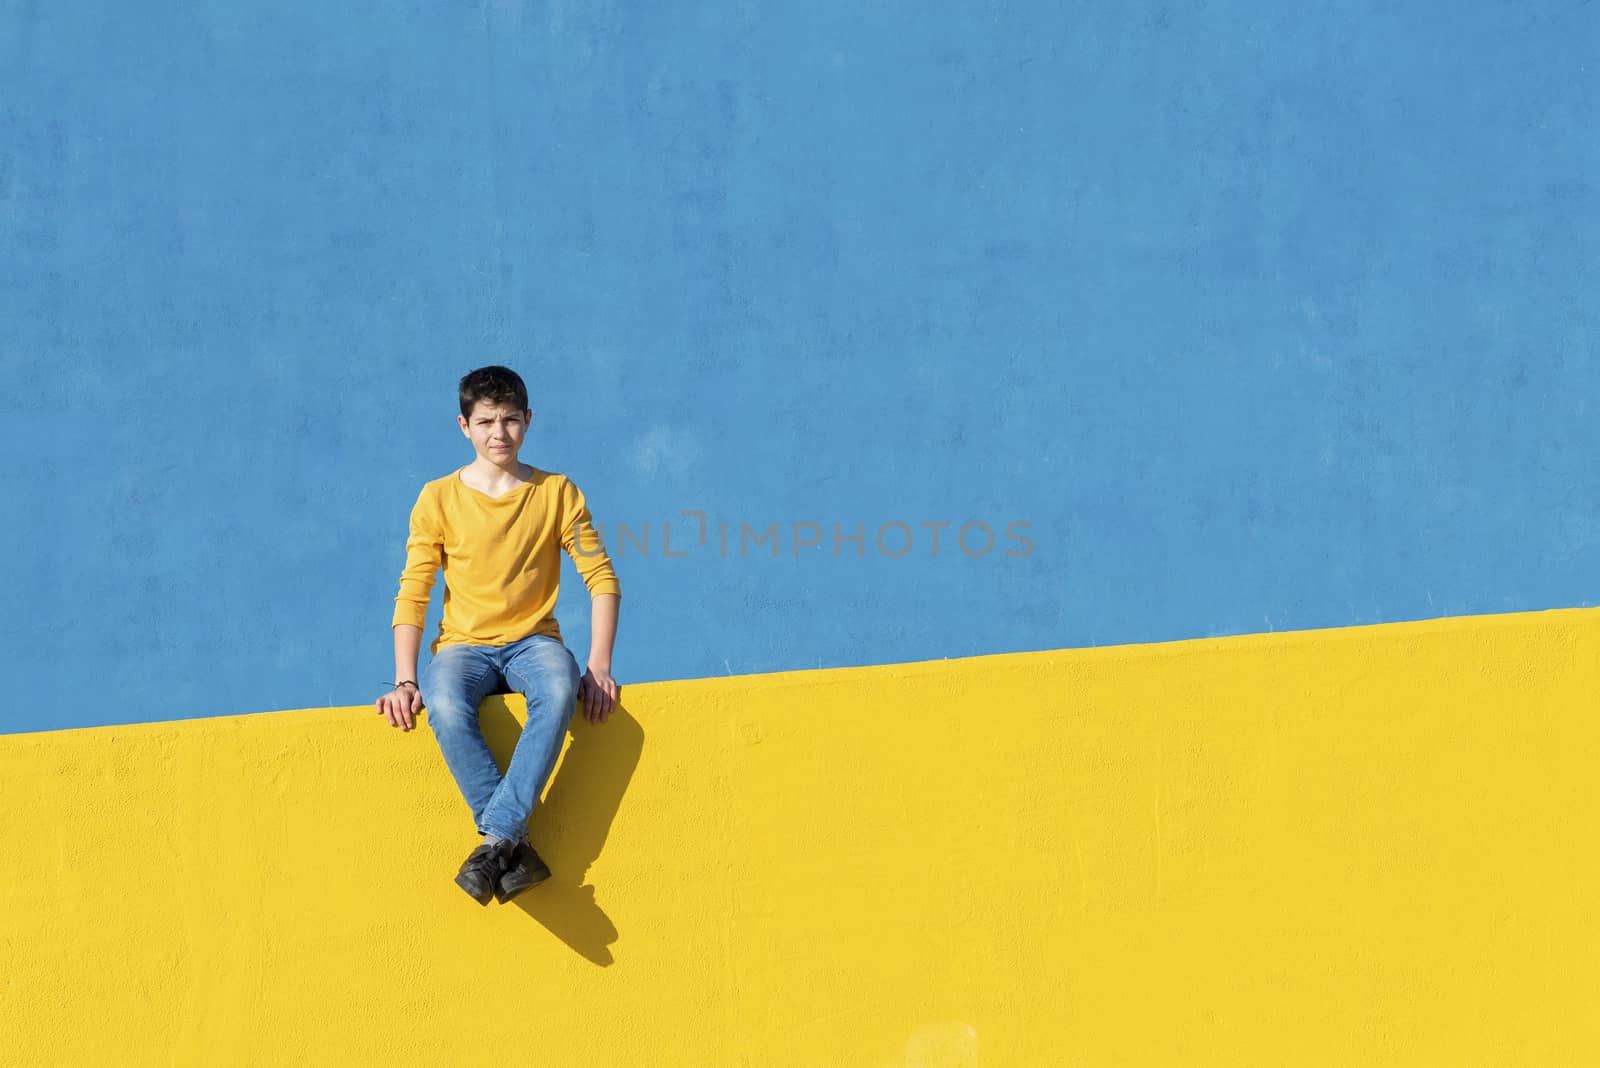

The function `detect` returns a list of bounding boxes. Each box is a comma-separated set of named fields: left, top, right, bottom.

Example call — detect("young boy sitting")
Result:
left=375, top=365, right=621, bottom=905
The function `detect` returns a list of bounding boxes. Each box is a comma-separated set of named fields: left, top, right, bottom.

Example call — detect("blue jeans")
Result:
left=419, top=633, right=581, bottom=843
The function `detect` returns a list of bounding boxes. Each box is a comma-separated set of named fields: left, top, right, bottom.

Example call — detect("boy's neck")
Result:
left=463, top=457, right=532, bottom=491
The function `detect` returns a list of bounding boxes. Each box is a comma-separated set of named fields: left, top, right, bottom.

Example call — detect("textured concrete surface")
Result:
left=5, top=1, right=1599, bottom=732
left=5, top=608, right=1599, bottom=1064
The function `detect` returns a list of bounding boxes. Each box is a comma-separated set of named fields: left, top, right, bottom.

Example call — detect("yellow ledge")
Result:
left=3, top=607, right=1599, bottom=1065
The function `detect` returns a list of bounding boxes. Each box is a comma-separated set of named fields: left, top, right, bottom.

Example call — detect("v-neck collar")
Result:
left=455, top=465, right=537, bottom=502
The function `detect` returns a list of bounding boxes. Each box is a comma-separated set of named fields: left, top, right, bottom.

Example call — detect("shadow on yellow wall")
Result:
left=472, top=695, right=644, bottom=965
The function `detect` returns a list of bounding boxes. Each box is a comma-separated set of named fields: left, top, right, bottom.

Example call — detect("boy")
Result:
left=375, top=365, right=621, bottom=906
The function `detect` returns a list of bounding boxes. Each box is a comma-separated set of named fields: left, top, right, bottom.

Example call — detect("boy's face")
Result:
left=458, top=400, right=531, bottom=465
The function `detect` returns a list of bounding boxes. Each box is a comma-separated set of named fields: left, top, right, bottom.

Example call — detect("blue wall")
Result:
left=3, top=1, right=1597, bottom=733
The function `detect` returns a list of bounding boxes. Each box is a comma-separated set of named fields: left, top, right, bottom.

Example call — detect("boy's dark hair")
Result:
left=458, top=365, right=529, bottom=418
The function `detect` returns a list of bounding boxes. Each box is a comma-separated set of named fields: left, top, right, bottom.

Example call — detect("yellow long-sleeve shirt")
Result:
left=392, top=466, right=621, bottom=654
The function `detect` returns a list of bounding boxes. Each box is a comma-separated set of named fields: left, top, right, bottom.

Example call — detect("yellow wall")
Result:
left=4, top=608, right=1599, bottom=1065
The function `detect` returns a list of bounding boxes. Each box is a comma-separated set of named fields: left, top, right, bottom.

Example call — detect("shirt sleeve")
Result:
left=560, top=477, right=622, bottom=599
left=392, top=485, right=445, bottom=629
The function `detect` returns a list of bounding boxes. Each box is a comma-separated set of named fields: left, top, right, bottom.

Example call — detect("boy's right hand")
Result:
left=376, top=683, right=423, bottom=731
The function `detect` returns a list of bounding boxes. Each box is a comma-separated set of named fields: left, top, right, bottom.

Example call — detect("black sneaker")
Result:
left=494, top=840, right=552, bottom=904
left=454, top=838, right=515, bottom=906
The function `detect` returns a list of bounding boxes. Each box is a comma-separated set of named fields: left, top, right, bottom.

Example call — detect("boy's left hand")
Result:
left=580, top=664, right=619, bottom=723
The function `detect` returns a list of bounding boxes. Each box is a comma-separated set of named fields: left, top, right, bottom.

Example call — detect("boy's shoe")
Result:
left=494, top=840, right=553, bottom=904
left=454, top=838, right=516, bottom=906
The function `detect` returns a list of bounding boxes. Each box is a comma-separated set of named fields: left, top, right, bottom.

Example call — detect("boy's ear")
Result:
left=457, top=414, right=470, bottom=436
